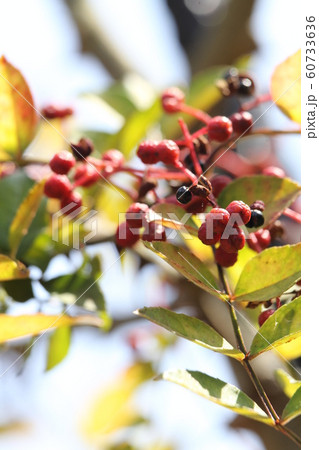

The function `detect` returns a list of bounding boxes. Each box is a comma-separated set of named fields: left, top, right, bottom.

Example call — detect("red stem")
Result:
left=178, top=103, right=211, bottom=124
left=178, top=118, right=203, bottom=177
left=282, top=208, right=301, bottom=223
left=240, top=93, right=272, bottom=111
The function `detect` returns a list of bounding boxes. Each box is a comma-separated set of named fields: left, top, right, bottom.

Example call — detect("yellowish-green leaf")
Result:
left=136, top=307, right=244, bottom=360
left=144, top=241, right=225, bottom=300
left=281, top=386, right=301, bottom=425
left=9, top=179, right=45, bottom=258
left=0, top=313, right=103, bottom=344
left=159, top=369, right=273, bottom=425
left=0, top=254, right=29, bottom=281
left=234, top=244, right=301, bottom=302
left=83, top=362, right=154, bottom=436
left=275, top=336, right=301, bottom=360
left=271, top=50, right=301, bottom=124
left=218, top=175, right=301, bottom=231
left=46, top=326, right=71, bottom=371
left=275, top=369, right=301, bottom=398
left=0, top=56, right=37, bottom=158
left=249, top=297, right=301, bottom=359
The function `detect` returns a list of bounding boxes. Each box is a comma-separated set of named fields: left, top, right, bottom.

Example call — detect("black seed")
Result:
left=238, top=77, right=255, bottom=96
left=246, top=210, right=265, bottom=228
left=176, top=186, right=192, bottom=204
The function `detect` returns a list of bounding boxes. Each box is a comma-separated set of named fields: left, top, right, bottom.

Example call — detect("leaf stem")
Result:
left=215, top=259, right=301, bottom=446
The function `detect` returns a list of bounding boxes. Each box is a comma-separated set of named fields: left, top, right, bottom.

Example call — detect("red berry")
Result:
left=215, top=246, right=238, bottom=267
left=262, top=166, right=285, bottom=178
left=137, top=140, right=160, bottom=164
left=41, top=105, right=73, bottom=119
left=230, top=111, right=253, bottom=135
left=185, top=197, right=208, bottom=214
left=71, top=137, right=94, bottom=161
left=49, top=151, right=75, bottom=175
left=60, top=191, right=82, bottom=215
left=198, top=222, right=221, bottom=245
left=248, top=229, right=271, bottom=252
left=207, top=116, right=233, bottom=142
left=206, top=208, right=230, bottom=234
left=126, top=203, right=149, bottom=229
left=44, top=174, right=72, bottom=199
left=116, top=222, right=140, bottom=248
left=157, top=140, right=180, bottom=165
left=74, top=164, right=100, bottom=187
left=142, top=222, right=166, bottom=242
left=161, top=87, right=185, bottom=113
left=226, top=200, right=251, bottom=225
left=258, top=309, right=274, bottom=327
left=102, top=149, right=125, bottom=168
left=210, top=175, right=232, bottom=197
left=220, top=227, right=245, bottom=253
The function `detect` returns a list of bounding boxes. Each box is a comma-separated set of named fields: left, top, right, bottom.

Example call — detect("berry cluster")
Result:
left=197, top=201, right=254, bottom=267
left=115, top=203, right=166, bottom=248
left=44, top=138, right=126, bottom=215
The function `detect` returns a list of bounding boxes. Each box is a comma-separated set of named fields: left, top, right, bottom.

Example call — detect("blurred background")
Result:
left=0, top=1, right=300, bottom=449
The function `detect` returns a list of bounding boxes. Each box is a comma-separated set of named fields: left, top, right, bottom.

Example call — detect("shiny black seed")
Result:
left=238, top=77, right=255, bottom=96
left=176, top=186, right=192, bottom=204
left=246, top=209, right=265, bottom=228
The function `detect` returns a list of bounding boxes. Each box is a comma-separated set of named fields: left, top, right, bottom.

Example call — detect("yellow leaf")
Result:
left=9, top=180, right=45, bottom=258
left=0, top=254, right=29, bottom=281
left=0, top=56, right=38, bottom=158
left=270, top=50, right=301, bottom=124
left=275, top=336, right=301, bottom=360
left=83, top=362, right=154, bottom=437
left=0, top=313, right=103, bottom=344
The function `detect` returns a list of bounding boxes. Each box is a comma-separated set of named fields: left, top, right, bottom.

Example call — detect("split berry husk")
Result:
left=258, top=309, right=275, bottom=327
left=116, top=221, right=140, bottom=248
left=207, top=116, right=233, bottom=142
left=176, top=186, right=192, bottom=204
left=126, top=203, right=149, bottom=229
left=49, top=151, right=75, bottom=175
left=230, top=111, right=253, bottom=135
left=71, top=137, right=94, bottom=160
left=142, top=222, right=166, bottom=242
left=226, top=200, right=251, bottom=225
left=215, top=246, right=238, bottom=267
left=198, top=222, right=221, bottom=246
left=44, top=174, right=72, bottom=199
left=60, top=191, right=82, bottom=215
left=161, top=87, right=185, bottom=113
left=246, top=209, right=265, bottom=228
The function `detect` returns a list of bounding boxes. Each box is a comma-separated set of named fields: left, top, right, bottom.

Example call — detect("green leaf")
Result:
left=2, top=278, right=33, bottom=302
left=42, top=255, right=105, bottom=311
left=281, top=386, right=301, bottom=425
left=0, top=170, right=47, bottom=257
left=0, top=313, right=103, bottom=344
left=158, top=369, right=273, bottom=425
left=275, top=369, right=301, bottom=398
left=249, top=297, right=301, bottom=359
left=136, top=307, right=244, bottom=360
left=271, top=50, right=301, bottom=124
left=234, top=244, right=301, bottom=302
left=46, top=326, right=71, bottom=371
left=9, top=179, right=45, bottom=258
left=218, top=175, right=301, bottom=230
left=0, top=56, right=38, bottom=158
left=0, top=254, right=29, bottom=281
left=144, top=241, right=225, bottom=300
